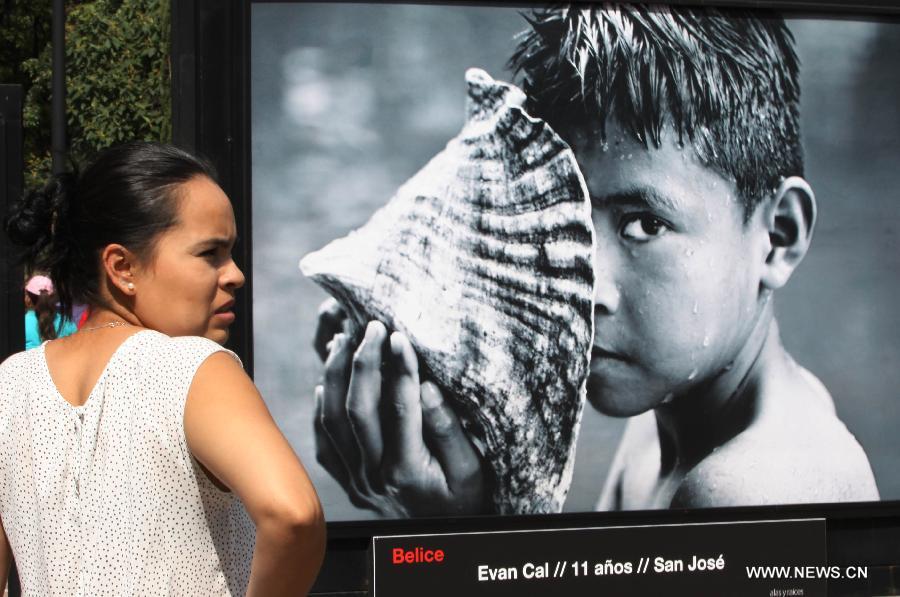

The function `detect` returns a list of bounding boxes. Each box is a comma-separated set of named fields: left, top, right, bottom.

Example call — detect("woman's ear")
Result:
left=760, top=176, right=817, bottom=291
left=101, top=244, right=139, bottom=297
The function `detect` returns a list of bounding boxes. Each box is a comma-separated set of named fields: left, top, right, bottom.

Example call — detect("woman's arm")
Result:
left=1, top=516, right=11, bottom=591
left=185, top=352, right=326, bottom=597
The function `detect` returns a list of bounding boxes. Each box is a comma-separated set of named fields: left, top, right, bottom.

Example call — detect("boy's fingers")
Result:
left=420, top=381, right=483, bottom=494
left=381, top=333, right=426, bottom=483
left=347, top=321, right=388, bottom=489
left=313, top=298, right=348, bottom=362
left=314, top=385, right=377, bottom=511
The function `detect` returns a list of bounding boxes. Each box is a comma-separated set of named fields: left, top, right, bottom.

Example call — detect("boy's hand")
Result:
left=313, top=309, right=486, bottom=517
left=313, top=298, right=352, bottom=361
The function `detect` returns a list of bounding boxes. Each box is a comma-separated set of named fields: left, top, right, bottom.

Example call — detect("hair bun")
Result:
left=5, top=172, right=78, bottom=265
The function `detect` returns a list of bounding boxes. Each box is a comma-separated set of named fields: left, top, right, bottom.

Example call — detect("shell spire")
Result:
left=301, top=68, right=596, bottom=514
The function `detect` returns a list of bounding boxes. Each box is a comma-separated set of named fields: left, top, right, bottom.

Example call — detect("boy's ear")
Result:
left=100, top=243, right=140, bottom=298
left=760, top=176, right=817, bottom=291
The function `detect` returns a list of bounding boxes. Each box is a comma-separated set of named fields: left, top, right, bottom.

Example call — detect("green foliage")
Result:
left=1, top=0, right=171, bottom=190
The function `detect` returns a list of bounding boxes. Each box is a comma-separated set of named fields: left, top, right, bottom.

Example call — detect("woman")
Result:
left=23, top=275, right=77, bottom=349
left=1, top=142, right=325, bottom=595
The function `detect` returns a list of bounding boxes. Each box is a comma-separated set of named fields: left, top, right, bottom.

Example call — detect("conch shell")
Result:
left=300, top=69, right=595, bottom=514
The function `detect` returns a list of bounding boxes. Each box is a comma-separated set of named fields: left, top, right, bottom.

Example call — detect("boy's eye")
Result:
left=620, top=214, right=669, bottom=242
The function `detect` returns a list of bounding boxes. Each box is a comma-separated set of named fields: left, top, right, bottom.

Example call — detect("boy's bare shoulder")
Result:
left=671, top=369, right=879, bottom=508
left=671, top=425, right=878, bottom=508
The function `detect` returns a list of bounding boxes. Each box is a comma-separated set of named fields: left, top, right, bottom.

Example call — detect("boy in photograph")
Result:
left=312, top=4, right=879, bottom=515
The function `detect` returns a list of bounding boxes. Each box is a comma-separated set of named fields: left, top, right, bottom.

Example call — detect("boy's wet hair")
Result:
left=509, top=4, right=803, bottom=217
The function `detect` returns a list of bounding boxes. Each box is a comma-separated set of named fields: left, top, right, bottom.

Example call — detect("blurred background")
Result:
left=250, top=3, right=900, bottom=521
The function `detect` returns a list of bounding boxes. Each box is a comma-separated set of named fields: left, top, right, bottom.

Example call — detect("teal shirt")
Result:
left=24, top=310, right=78, bottom=350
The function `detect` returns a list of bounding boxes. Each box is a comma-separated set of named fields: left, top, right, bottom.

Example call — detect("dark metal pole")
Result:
left=51, top=0, right=67, bottom=175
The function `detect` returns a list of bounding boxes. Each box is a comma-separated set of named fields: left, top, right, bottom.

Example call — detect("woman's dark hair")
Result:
left=5, top=142, right=218, bottom=319
left=28, top=290, right=60, bottom=342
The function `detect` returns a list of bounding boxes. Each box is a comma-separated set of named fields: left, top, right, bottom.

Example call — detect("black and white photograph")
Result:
left=250, top=3, right=900, bottom=521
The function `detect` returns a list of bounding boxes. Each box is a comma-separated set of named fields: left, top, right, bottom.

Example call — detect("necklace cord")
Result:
left=81, top=321, right=131, bottom=332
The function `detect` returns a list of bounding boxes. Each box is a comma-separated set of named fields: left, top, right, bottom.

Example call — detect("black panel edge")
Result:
left=248, top=0, right=900, bottom=16
left=171, top=0, right=254, bottom=374
left=1, top=84, right=25, bottom=363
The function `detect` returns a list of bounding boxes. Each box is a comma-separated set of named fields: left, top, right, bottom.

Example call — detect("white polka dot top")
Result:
left=0, top=330, right=256, bottom=596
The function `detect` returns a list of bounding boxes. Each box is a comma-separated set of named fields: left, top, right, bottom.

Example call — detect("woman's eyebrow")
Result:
left=590, top=186, right=683, bottom=212
left=192, top=236, right=235, bottom=250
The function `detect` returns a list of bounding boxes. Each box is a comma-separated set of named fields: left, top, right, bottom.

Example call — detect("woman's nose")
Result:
left=223, top=259, right=246, bottom=290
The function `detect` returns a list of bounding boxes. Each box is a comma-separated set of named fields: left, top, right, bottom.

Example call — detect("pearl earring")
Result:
left=125, top=281, right=135, bottom=291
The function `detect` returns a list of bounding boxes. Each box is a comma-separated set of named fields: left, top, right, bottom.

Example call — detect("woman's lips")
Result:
left=213, top=311, right=236, bottom=324
left=213, top=301, right=236, bottom=324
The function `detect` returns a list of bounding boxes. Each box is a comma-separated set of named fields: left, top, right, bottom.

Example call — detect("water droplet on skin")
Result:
left=688, top=368, right=698, bottom=381
left=692, top=301, right=699, bottom=315
left=702, top=335, right=710, bottom=347
left=626, top=153, right=633, bottom=160
left=619, top=154, right=625, bottom=161
left=661, top=392, right=675, bottom=404
left=707, top=212, right=713, bottom=222
left=684, top=248, right=695, bottom=257
left=600, top=141, right=609, bottom=153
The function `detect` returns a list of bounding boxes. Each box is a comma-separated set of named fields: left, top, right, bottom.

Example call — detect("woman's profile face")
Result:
left=131, top=176, right=244, bottom=344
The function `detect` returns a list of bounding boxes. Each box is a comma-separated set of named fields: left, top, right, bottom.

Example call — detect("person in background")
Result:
left=1, top=142, right=326, bottom=596
left=68, top=300, right=90, bottom=330
left=23, top=275, right=77, bottom=350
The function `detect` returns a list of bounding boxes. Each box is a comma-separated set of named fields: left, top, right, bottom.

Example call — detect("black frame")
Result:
left=1, top=85, right=25, bottom=364
left=180, top=0, right=900, bottom=593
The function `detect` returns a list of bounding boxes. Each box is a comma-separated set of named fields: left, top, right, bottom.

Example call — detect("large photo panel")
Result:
left=251, top=3, right=900, bottom=521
